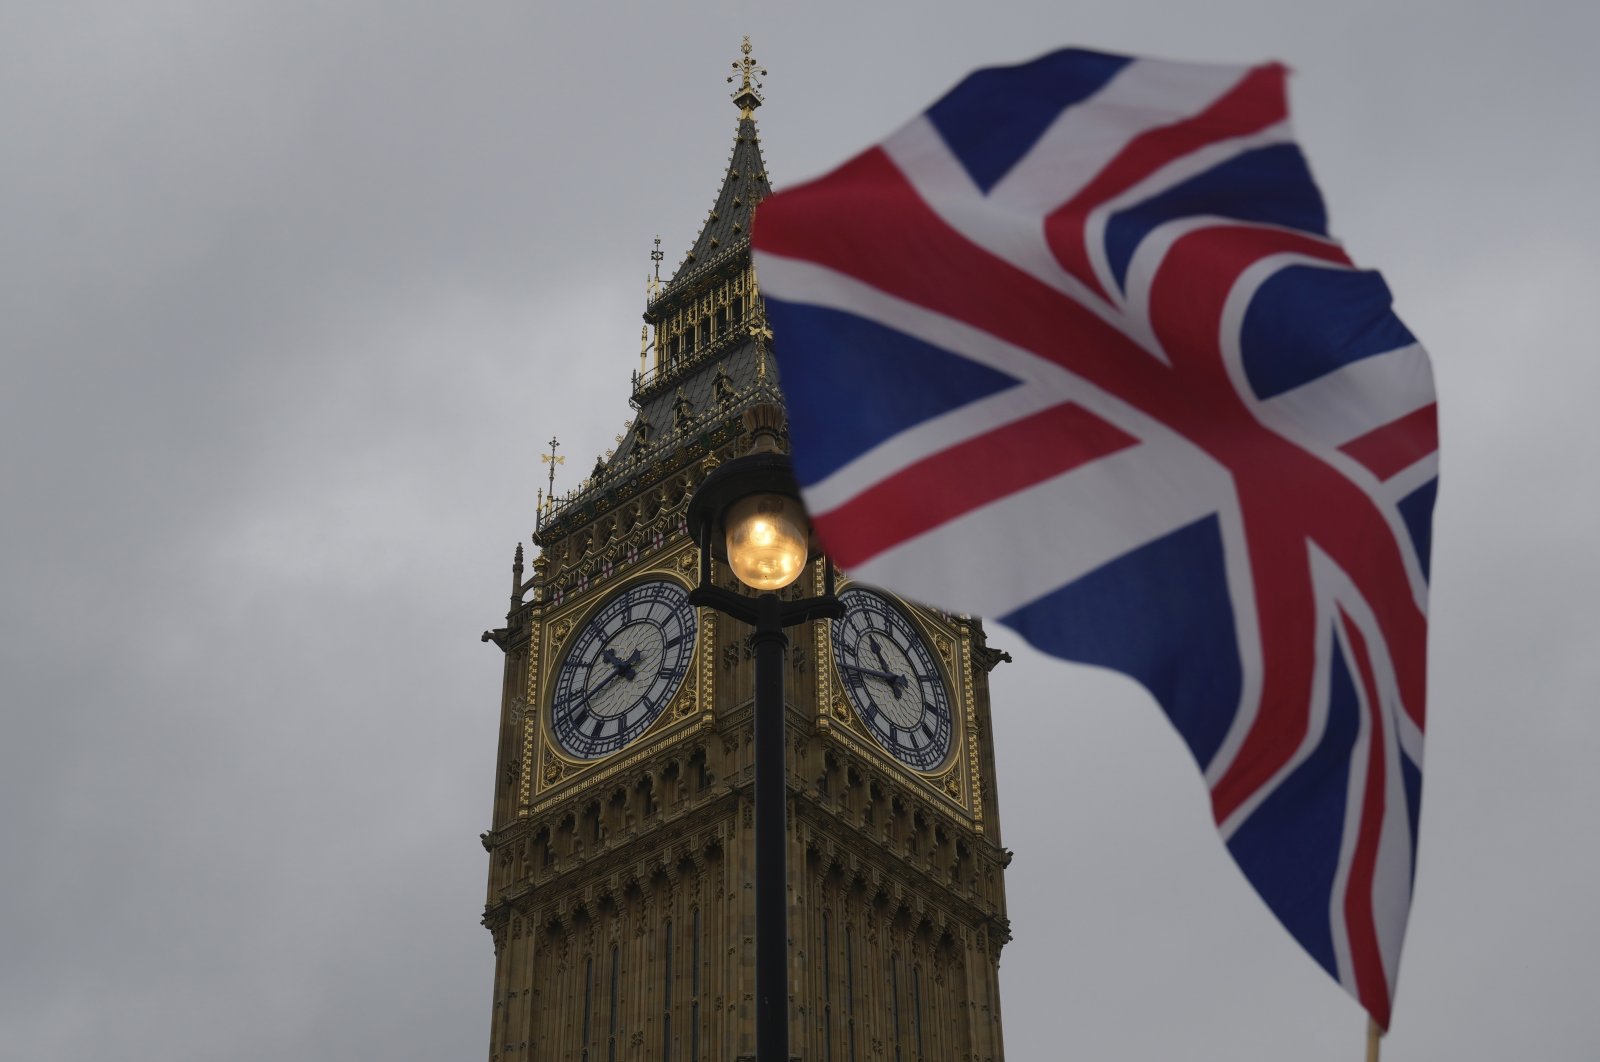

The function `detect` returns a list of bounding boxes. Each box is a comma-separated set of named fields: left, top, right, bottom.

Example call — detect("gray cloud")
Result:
left=3, top=2, right=1597, bottom=1059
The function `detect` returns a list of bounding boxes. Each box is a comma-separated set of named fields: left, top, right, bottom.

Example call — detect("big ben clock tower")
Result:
left=480, top=42, right=1012, bottom=1062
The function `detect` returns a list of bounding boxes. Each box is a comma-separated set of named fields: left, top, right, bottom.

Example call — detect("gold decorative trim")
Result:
left=528, top=728, right=697, bottom=817
left=542, top=742, right=567, bottom=785
left=813, top=557, right=830, bottom=727
left=699, top=608, right=717, bottom=722
left=518, top=611, right=543, bottom=814
left=960, top=625, right=984, bottom=834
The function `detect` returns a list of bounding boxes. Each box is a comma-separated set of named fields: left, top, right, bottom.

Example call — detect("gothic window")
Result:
left=891, top=953, right=905, bottom=1062
left=608, top=944, right=621, bottom=1062
left=535, top=826, right=552, bottom=869
left=582, top=956, right=594, bottom=1062
left=662, top=761, right=681, bottom=807
left=715, top=305, right=728, bottom=336
left=691, top=907, right=702, bottom=1062
left=845, top=924, right=858, bottom=1062
left=662, top=918, right=673, bottom=1062
left=821, top=909, right=834, bottom=1062
left=912, top=964, right=925, bottom=1062
left=644, top=775, right=658, bottom=818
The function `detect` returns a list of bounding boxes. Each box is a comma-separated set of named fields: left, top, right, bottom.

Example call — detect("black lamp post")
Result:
left=685, top=408, right=841, bottom=1062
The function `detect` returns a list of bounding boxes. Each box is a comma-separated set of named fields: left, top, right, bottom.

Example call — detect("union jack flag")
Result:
left=752, top=48, right=1436, bottom=1029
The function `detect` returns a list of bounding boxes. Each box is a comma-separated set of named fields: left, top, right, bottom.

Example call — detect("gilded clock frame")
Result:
left=518, top=548, right=714, bottom=813
left=819, top=575, right=986, bottom=834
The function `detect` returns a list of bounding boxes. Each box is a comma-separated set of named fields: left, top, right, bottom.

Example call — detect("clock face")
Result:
left=551, top=579, right=697, bottom=760
left=831, top=587, right=953, bottom=772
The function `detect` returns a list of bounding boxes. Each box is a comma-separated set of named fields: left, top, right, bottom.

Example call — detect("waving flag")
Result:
left=751, top=48, right=1436, bottom=1029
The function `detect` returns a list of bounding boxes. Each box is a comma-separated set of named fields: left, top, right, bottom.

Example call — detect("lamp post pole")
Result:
left=686, top=441, right=841, bottom=1062
left=750, top=592, right=792, bottom=1062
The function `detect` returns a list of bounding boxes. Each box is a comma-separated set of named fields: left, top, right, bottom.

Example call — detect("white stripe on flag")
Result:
left=881, top=118, right=1136, bottom=343
left=1265, top=341, right=1435, bottom=449
left=985, top=56, right=1251, bottom=215
left=845, top=433, right=1227, bottom=621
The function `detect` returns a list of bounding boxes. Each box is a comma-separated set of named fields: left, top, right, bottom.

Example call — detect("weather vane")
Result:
left=727, top=36, right=766, bottom=117
left=540, top=436, right=564, bottom=520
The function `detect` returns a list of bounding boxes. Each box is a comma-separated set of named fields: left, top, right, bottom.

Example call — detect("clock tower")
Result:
left=480, top=42, right=1012, bottom=1062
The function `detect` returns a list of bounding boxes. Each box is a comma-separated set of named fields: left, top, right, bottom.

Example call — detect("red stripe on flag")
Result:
left=754, top=147, right=1163, bottom=405
left=1338, top=609, right=1394, bottom=1031
left=1339, top=403, right=1438, bottom=482
left=1043, top=63, right=1289, bottom=300
left=813, top=402, right=1138, bottom=568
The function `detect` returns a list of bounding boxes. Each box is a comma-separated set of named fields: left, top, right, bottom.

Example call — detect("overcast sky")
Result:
left=3, top=2, right=1597, bottom=1060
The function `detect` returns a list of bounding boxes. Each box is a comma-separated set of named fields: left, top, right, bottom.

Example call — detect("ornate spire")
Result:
left=727, top=36, right=766, bottom=118
left=661, top=39, right=772, bottom=291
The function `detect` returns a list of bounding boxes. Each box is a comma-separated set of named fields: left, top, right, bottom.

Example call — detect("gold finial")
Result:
left=748, top=317, right=774, bottom=380
left=727, top=36, right=766, bottom=118
left=640, top=323, right=649, bottom=374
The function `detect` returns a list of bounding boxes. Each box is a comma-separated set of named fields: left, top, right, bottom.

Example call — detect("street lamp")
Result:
left=686, top=405, right=842, bottom=1062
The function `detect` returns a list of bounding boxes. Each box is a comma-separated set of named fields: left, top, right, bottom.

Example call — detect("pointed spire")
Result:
left=665, top=38, right=773, bottom=288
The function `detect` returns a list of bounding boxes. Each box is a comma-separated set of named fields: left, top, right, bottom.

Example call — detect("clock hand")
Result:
left=590, top=667, right=626, bottom=697
left=840, top=661, right=908, bottom=698
left=869, top=637, right=891, bottom=672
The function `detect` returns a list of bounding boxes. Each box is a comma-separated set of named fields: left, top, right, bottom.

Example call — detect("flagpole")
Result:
left=1366, top=1018, right=1382, bottom=1061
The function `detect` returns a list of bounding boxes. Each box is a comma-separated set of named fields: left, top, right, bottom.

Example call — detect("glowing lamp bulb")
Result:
left=725, top=492, right=808, bottom=591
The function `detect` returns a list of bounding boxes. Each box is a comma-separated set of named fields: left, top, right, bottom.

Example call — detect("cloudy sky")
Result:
left=3, top=2, right=1597, bottom=1059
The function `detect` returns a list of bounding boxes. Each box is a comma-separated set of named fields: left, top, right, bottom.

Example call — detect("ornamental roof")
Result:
left=656, top=113, right=772, bottom=299
left=534, top=42, right=785, bottom=544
